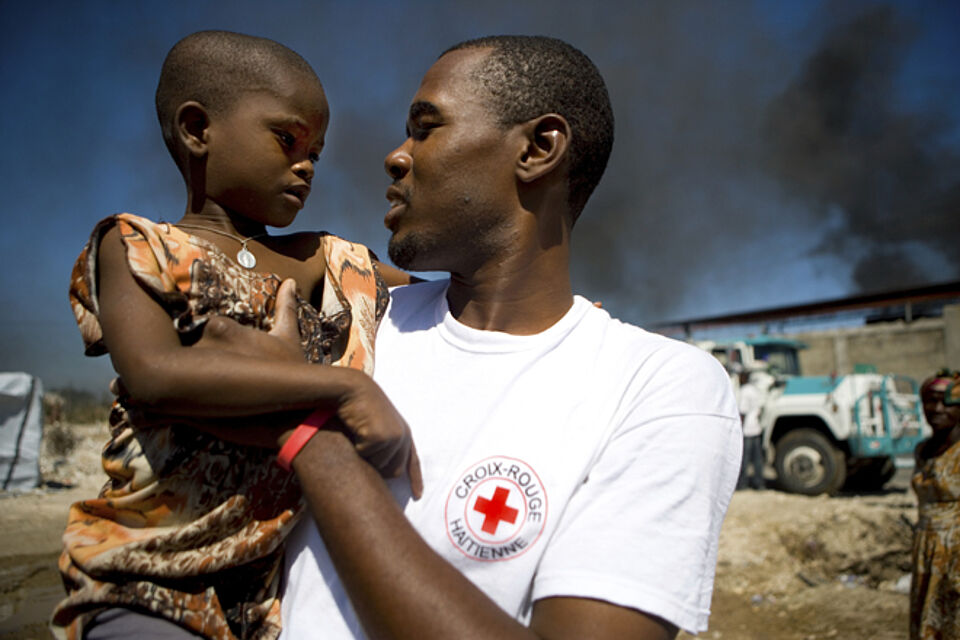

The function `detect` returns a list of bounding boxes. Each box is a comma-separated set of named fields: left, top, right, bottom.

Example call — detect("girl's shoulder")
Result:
left=266, top=230, right=331, bottom=262
left=270, top=231, right=378, bottom=269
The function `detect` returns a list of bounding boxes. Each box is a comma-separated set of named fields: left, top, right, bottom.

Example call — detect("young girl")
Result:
left=54, top=31, right=418, bottom=640
left=911, top=370, right=960, bottom=639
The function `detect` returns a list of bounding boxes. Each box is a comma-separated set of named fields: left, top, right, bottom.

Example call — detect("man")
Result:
left=209, top=36, right=741, bottom=639
left=737, top=370, right=768, bottom=490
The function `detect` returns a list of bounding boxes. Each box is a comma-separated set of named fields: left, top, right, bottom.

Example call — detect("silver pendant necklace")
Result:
left=175, top=224, right=267, bottom=269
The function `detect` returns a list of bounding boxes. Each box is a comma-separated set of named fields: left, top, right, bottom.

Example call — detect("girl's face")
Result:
left=203, top=71, right=328, bottom=228
left=922, top=384, right=960, bottom=432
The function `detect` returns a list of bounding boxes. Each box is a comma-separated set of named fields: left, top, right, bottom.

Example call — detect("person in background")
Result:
left=911, top=369, right=960, bottom=639
left=737, top=369, right=767, bottom=490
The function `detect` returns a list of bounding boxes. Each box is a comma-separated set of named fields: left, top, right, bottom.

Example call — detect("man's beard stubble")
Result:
left=387, top=231, right=434, bottom=272
left=387, top=201, right=511, bottom=274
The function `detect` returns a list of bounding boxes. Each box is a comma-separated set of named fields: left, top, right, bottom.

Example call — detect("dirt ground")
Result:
left=680, top=488, right=913, bottom=640
left=1, top=422, right=915, bottom=639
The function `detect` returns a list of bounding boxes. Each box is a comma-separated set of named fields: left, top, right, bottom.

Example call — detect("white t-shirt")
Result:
left=737, top=382, right=765, bottom=437
left=281, top=280, right=741, bottom=637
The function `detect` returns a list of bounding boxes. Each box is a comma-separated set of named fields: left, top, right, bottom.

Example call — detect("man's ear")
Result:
left=175, top=101, right=211, bottom=158
left=516, top=114, right=571, bottom=183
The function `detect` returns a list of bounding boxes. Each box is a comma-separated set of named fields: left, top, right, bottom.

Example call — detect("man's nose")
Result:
left=385, top=145, right=412, bottom=180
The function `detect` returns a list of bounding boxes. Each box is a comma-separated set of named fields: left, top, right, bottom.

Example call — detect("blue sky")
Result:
left=1, top=0, right=958, bottom=391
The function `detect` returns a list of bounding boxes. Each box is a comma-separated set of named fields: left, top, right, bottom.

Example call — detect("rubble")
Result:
left=682, top=489, right=914, bottom=639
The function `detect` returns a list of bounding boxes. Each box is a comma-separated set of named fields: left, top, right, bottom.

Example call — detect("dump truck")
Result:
left=697, top=337, right=928, bottom=495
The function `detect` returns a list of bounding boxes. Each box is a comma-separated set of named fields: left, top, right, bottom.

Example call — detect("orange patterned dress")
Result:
left=911, top=438, right=960, bottom=639
left=54, top=214, right=388, bottom=639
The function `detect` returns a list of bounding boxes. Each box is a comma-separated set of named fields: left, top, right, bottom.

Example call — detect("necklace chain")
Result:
left=175, top=223, right=267, bottom=269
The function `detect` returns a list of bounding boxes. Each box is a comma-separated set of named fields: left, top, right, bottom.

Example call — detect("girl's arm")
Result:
left=97, top=225, right=361, bottom=417
left=97, top=226, right=420, bottom=491
left=97, top=226, right=419, bottom=490
left=374, top=259, right=424, bottom=287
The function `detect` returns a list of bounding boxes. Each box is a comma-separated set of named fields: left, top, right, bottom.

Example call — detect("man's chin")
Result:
left=388, top=233, right=434, bottom=272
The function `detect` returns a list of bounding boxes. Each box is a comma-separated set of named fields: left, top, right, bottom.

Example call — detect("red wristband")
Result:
left=276, top=408, right=334, bottom=471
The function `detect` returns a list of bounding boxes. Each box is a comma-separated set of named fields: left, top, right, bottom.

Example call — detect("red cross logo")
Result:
left=472, top=486, right=519, bottom=534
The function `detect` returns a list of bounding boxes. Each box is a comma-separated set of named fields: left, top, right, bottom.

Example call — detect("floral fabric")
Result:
left=911, top=439, right=960, bottom=640
left=54, top=213, right=387, bottom=639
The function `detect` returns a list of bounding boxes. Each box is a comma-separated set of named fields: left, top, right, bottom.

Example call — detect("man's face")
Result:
left=204, top=72, right=328, bottom=228
left=383, top=48, right=523, bottom=274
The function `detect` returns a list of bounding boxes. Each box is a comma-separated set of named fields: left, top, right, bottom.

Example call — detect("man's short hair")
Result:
left=444, top=36, right=614, bottom=222
left=155, top=30, right=319, bottom=168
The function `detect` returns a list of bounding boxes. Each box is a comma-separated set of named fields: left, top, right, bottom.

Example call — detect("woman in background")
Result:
left=911, top=369, right=960, bottom=639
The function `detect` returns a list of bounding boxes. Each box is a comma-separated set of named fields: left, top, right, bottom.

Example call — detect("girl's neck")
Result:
left=178, top=206, right=266, bottom=239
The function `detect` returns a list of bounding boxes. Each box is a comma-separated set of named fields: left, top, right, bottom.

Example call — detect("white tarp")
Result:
left=0, top=372, right=44, bottom=491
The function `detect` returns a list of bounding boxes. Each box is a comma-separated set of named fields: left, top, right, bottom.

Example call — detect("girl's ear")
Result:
left=175, top=101, right=210, bottom=157
left=516, top=113, right=571, bottom=183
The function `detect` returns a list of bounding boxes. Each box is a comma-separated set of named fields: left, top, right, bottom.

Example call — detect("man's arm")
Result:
left=291, top=429, right=677, bottom=640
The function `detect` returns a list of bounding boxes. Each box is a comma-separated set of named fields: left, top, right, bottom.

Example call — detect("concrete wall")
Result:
left=945, top=304, right=960, bottom=372
left=793, top=304, right=960, bottom=382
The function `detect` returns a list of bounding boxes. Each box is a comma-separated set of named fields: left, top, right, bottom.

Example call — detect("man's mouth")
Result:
left=384, top=185, right=409, bottom=230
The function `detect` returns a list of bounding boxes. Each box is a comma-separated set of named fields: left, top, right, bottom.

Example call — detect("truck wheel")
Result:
left=774, top=429, right=847, bottom=496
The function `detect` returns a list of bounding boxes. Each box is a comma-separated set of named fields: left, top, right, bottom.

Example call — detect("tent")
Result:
left=0, top=372, right=44, bottom=491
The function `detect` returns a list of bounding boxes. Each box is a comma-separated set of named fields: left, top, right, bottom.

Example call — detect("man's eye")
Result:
left=411, top=122, right=436, bottom=141
left=309, top=152, right=320, bottom=163
left=275, top=130, right=295, bottom=147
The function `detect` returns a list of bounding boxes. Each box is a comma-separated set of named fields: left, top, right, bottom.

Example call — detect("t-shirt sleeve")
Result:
left=530, top=343, right=742, bottom=633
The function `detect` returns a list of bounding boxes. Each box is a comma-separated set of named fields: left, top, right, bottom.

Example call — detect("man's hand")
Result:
left=331, top=370, right=423, bottom=498
left=199, top=279, right=423, bottom=497
left=198, top=278, right=305, bottom=363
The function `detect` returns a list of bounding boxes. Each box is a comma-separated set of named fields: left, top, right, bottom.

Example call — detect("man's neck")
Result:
left=445, top=244, right=574, bottom=336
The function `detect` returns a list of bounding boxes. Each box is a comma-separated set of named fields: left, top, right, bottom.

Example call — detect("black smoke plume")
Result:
left=762, top=5, right=960, bottom=292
